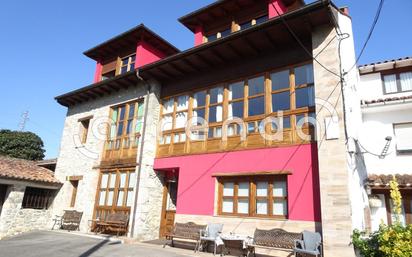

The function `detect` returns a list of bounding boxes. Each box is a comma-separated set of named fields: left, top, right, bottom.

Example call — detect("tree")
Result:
left=0, top=129, right=45, bottom=160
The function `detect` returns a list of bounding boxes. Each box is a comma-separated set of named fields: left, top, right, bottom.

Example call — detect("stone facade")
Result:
left=0, top=184, right=53, bottom=239
left=311, top=10, right=358, bottom=257
left=52, top=80, right=164, bottom=240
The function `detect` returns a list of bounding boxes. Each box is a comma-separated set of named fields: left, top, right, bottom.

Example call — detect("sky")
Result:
left=0, top=0, right=410, bottom=159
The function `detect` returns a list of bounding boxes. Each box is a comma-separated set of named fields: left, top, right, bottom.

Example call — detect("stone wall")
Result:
left=129, top=80, right=165, bottom=240
left=52, top=81, right=163, bottom=240
left=311, top=11, right=356, bottom=257
left=0, top=184, right=52, bottom=239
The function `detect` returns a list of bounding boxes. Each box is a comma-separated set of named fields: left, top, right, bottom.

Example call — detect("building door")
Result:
left=0, top=185, right=8, bottom=216
left=159, top=178, right=178, bottom=238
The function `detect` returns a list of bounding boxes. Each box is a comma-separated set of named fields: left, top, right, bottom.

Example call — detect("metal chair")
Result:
left=293, top=230, right=322, bottom=257
left=199, top=223, right=224, bottom=255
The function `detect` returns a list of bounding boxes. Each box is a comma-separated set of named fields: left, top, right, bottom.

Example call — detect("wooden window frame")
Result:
left=70, top=180, right=79, bottom=208
left=106, top=101, right=142, bottom=150
left=393, top=122, right=412, bottom=154
left=217, top=175, right=288, bottom=219
left=96, top=169, right=135, bottom=209
left=119, top=54, right=136, bottom=75
left=158, top=61, right=315, bottom=149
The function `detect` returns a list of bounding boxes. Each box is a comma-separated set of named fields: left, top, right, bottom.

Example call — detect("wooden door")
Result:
left=159, top=180, right=178, bottom=238
left=0, top=185, right=8, bottom=216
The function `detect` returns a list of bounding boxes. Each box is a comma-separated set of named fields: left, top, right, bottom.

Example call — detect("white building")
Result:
left=358, top=57, right=412, bottom=231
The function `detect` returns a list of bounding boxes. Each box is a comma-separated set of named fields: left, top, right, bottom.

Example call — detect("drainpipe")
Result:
left=130, top=69, right=151, bottom=237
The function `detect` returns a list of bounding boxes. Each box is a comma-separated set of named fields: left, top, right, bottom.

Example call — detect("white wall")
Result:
left=360, top=72, right=412, bottom=101
left=360, top=106, right=412, bottom=174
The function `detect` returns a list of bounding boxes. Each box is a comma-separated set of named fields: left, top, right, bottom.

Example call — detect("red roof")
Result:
left=361, top=95, right=412, bottom=105
left=0, top=156, right=61, bottom=185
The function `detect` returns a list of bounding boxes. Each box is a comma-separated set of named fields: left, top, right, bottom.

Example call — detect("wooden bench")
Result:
left=248, top=228, right=302, bottom=257
left=163, top=222, right=207, bottom=252
left=95, top=212, right=129, bottom=236
left=59, top=210, right=83, bottom=231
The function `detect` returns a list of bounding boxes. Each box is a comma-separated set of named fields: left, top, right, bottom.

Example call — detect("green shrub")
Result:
left=352, top=176, right=412, bottom=257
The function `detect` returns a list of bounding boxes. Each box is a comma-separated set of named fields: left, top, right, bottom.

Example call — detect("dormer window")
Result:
left=120, top=54, right=136, bottom=74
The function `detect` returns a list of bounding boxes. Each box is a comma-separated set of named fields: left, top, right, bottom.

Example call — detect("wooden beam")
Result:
left=168, top=63, right=187, bottom=75
left=242, top=37, right=260, bottom=55
left=158, top=67, right=175, bottom=79
left=210, top=49, right=228, bottom=63
left=227, top=43, right=245, bottom=58
left=182, top=58, right=202, bottom=72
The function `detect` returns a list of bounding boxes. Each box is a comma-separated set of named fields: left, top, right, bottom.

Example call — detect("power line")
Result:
left=271, top=2, right=342, bottom=79
left=345, top=0, right=385, bottom=74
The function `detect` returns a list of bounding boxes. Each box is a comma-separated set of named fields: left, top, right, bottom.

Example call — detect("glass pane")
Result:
left=272, top=116, right=291, bottom=130
left=176, top=95, right=189, bottom=111
left=400, top=72, right=412, bottom=91
left=272, top=91, right=290, bottom=112
left=111, top=109, right=118, bottom=122
left=117, top=191, right=124, bottom=206
left=296, top=86, right=315, bottom=108
left=295, top=64, right=314, bottom=85
left=248, top=76, right=264, bottom=96
left=161, top=114, right=173, bottom=131
left=229, top=82, right=244, bottom=100
left=192, top=109, right=205, bottom=120
left=248, top=96, right=265, bottom=116
left=228, top=102, right=244, bottom=118
left=296, top=114, right=305, bottom=126
left=128, top=173, right=136, bottom=188
left=273, top=200, right=287, bottom=216
left=238, top=199, right=249, bottom=214
left=107, top=191, right=114, bottom=206
left=165, top=135, right=171, bottom=144
left=209, top=105, right=223, bottom=123
left=117, top=122, right=124, bottom=136
left=174, top=134, right=180, bottom=143
left=101, top=174, right=109, bottom=188
left=120, top=173, right=127, bottom=188
left=223, top=182, right=234, bottom=196
left=163, top=99, right=174, bottom=114
left=99, top=190, right=106, bottom=206
left=126, top=120, right=133, bottom=135
left=126, top=190, right=134, bottom=207
left=238, top=182, right=249, bottom=197
left=130, top=63, right=135, bottom=71
left=222, top=199, right=234, bottom=213
left=256, top=182, right=268, bottom=197
left=119, top=106, right=126, bottom=120
left=122, top=58, right=129, bottom=65
left=273, top=181, right=287, bottom=197
left=193, top=91, right=206, bottom=108
left=130, top=55, right=136, bottom=62
left=137, top=102, right=144, bottom=117
left=271, top=70, right=290, bottom=91
left=128, top=103, right=135, bottom=119
left=383, top=74, right=398, bottom=93
left=175, top=112, right=188, bottom=128
left=121, top=66, right=128, bottom=74
left=248, top=122, right=256, bottom=133
left=180, top=132, right=186, bottom=142
left=210, top=86, right=224, bottom=104
left=135, top=119, right=143, bottom=133
left=109, top=173, right=116, bottom=188
left=256, top=199, right=268, bottom=215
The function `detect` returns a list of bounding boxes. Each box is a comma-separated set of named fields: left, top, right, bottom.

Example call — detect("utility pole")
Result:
left=18, top=111, right=29, bottom=131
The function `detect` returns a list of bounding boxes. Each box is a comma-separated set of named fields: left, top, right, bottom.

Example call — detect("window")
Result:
left=22, top=187, right=55, bottom=209
left=228, top=81, right=244, bottom=119
left=295, top=64, right=315, bottom=108
left=394, top=123, right=412, bottom=153
left=271, top=69, right=290, bottom=113
left=383, top=71, right=412, bottom=94
left=97, top=170, right=135, bottom=208
left=70, top=180, right=79, bottom=208
left=120, top=54, right=136, bottom=74
left=218, top=176, right=288, bottom=218
left=248, top=76, right=265, bottom=117
left=108, top=101, right=143, bottom=150
left=79, top=117, right=91, bottom=144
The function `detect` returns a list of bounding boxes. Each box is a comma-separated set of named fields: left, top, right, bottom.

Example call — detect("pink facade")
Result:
left=154, top=143, right=321, bottom=222
left=93, top=61, right=103, bottom=83
left=268, top=0, right=287, bottom=18
left=135, top=41, right=166, bottom=68
left=194, top=26, right=204, bottom=46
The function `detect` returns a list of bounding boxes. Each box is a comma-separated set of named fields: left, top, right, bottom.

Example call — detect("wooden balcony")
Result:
left=101, top=134, right=140, bottom=166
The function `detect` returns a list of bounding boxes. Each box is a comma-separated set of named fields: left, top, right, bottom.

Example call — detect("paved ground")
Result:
left=0, top=231, right=207, bottom=257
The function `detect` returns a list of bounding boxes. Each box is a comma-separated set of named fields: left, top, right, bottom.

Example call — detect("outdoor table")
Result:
left=217, top=233, right=254, bottom=257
